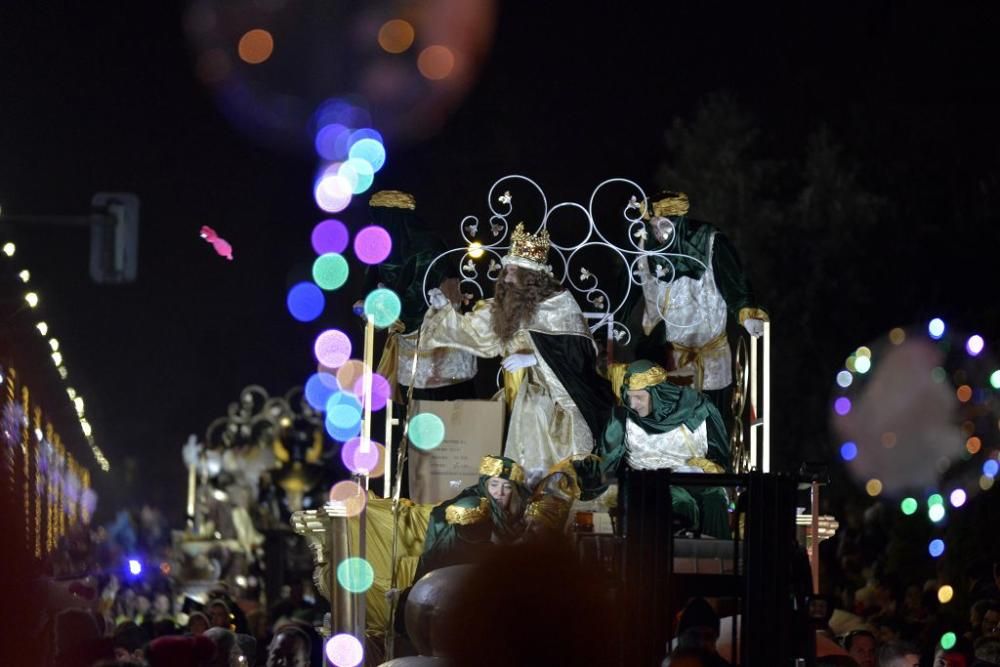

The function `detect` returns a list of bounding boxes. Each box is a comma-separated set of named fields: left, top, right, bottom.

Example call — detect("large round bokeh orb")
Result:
left=184, top=0, right=498, bottom=150
left=831, top=321, right=1000, bottom=499
left=408, top=412, right=445, bottom=450
left=363, top=288, right=402, bottom=328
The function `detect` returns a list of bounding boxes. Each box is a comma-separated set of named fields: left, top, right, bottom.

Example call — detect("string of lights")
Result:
left=1, top=240, right=110, bottom=472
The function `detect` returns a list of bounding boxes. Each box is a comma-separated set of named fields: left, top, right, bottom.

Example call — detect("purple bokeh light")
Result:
left=833, top=397, right=852, bottom=416
left=353, top=372, right=390, bottom=411
left=311, top=219, right=350, bottom=255
left=341, top=437, right=382, bottom=475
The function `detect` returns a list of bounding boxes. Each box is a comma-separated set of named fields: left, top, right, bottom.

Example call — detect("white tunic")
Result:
left=395, top=330, right=477, bottom=389
left=640, top=233, right=731, bottom=390
left=624, top=418, right=708, bottom=471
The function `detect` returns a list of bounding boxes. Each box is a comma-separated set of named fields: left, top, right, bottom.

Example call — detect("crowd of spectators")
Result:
left=31, top=504, right=325, bottom=667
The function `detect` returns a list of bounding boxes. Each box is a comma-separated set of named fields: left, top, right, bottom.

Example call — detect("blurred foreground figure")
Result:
left=436, top=540, right=617, bottom=666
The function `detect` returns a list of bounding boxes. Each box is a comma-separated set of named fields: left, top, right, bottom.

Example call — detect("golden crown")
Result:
left=506, top=222, right=550, bottom=266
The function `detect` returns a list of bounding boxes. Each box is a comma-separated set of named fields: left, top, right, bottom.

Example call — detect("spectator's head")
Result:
left=664, top=646, right=715, bottom=667
left=112, top=621, right=149, bottom=664
left=54, top=608, right=114, bottom=667
left=972, top=600, right=994, bottom=633
left=207, top=599, right=234, bottom=630
left=982, top=601, right=1000, bottom=639
left=204, top=626, right=239, bottom=667
left=188, top=611, right=210, bottom=636
left=246, top=609, right=269, bottom=639
left=266, top=625, right=311, bottom=667
left=146, top=635, right=216, bottom=667
left=153, top=592, right=172, bottom=616
left=151, top=618, right=179, bottom=638
left=934, top=643, right=970, bottom=667
left=817, top=657, right=862, bottom=667
left=234, top=633, right=257, bottom=667
left=878, top=640, right=920, bottom=667
left=842, top=629, right=878, bottom=667
left=873, top=617, right=903, bottom=645
left=974, top=635, right=1000, bottom=665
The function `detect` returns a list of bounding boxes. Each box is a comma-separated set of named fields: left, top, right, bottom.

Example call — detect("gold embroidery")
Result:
left=369, top=190, right=415, bottom=209
left=478, top=455, right=526, bottom=484
left=738, top=307, right=769, bottom=324
left=626, top=364, right=669, bottom=390
left=502, top=368, right=524, bottom=411
left=525, top=495, right=572, bottom=531
left=445, top=497, right=490, bottom=525
left=686, top=457, right=726, bottom=474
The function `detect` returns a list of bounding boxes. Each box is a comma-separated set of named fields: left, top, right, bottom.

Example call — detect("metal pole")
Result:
left=810, top=481, right=820, bottom=594
left=749, top=332, right=759, bottom=470
left=762, top=321, right=771, bottom=473
left=383, top=401, right=394, bottom=499
left=361, top=317, right=375, bottom=487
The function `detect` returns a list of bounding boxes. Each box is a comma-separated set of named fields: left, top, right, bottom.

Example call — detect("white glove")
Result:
left=427, top=288, right=449, bottom=310
left=501, top=353, right=537, bottom=372
left=743, top=318, right=765, bottom=337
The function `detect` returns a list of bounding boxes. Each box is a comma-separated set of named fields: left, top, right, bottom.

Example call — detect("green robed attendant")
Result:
left=601, top=360, right=731, bottom=538
left=413, top=455, right=531, bottom=580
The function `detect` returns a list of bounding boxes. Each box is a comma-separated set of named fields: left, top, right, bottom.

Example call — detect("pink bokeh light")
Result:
left=353, top=372, right=390, bottom=411
left=353, top=225, right=392, bottom=264
left=314, top=329, right=352, bottom=368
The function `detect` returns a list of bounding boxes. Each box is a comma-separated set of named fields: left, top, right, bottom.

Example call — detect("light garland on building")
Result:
left=1, top=240, right=110, bottom=472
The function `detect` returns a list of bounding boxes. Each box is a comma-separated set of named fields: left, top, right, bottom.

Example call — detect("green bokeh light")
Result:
left=927, top=493, right=944, bottom=507
left=408, top=412, right=445, bottom=450
left=900, top=497, right=918, bottom=515
left=363, top=288, right=402, bottom=329
left=312, top=253, right=350, bottom=291
left=336, top=557, right=374, bottom=593
left=940, top=632, right=956, bottom=650
left=990, top=370, right=1000, bottom=389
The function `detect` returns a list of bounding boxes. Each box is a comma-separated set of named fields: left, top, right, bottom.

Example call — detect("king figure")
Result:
left=421, top=223, right=614, bottom=484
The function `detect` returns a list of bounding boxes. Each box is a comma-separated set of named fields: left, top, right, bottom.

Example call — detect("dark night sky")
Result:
left=2, top=2, right=999, bottom=519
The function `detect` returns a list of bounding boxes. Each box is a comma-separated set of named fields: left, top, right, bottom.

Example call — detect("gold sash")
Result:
left=671, top=330, right=728, bottom=391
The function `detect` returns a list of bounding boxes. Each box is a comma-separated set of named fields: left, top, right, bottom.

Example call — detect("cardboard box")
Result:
left=408, top=399, right=506, bottom=505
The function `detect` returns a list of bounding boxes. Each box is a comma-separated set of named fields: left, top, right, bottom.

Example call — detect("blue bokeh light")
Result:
left=928, top=539, right=945, bottom=558
left=349, top=138, right=386, bottom=172
left=287, top=282, right=325, bottom=322
left=305, top=373, right=338, bottom=411
left=840, top=442, right=858, bottom=461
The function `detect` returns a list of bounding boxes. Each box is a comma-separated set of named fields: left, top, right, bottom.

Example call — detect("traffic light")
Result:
left=89, top=192, right=139, bottom=284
